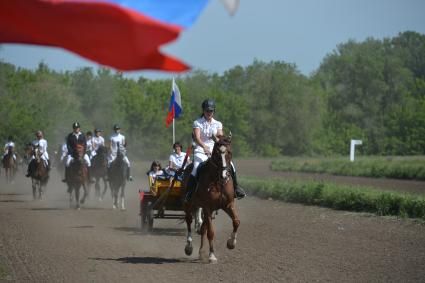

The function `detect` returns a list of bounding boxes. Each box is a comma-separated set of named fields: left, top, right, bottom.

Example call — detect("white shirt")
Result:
left=61, top=143, right=68, bottom=157
left=109, top=133, right=126, bottom=154
left=149, top=169, right=164, bottom=181
left=193, top=116, right=223, bottom=154
left=86, top=137, right=93, bottom=152
left=92, top=136, right=105, bottom=150
left=32, top=138, right=49, bottom=159
left=169, top=152, right=188, bottom=169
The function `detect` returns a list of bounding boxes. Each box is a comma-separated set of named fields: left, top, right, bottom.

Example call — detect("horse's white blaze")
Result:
left=220, top=147, right=227, bottom=178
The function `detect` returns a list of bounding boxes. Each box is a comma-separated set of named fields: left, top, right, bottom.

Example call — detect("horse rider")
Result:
left=3, top=135, right=17, bottom=164
left=107, top=124, right=132, bottom=181
left=60, top=137, right=68, bottom=163
left=62, top=122, right=91, bottom=182
left=26, top=131, right=50, bottom=177
left=86, top=131, right=94, bottom=159
left=184, top=99, right=246, bottom=203
left=91, top=128, right=105, bottom=158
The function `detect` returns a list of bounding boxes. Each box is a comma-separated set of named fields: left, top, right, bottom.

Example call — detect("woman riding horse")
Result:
left=3, top=138, right=17, bottom=183
left=183, top=99, right=245, bottom=263
left=183, top=134, right=240, bottom=263
left=184, top=99, right=245, bottom=203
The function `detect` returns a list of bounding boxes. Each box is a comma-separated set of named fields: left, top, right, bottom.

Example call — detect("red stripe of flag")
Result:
left=0, top=0, right=189, bottom=71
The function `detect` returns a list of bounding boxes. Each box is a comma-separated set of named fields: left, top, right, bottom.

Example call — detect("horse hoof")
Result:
left=112, top=205, right=117, bottom=210
left=209, top=254, right=218, bottom=264
left=184, top=244, right=193, bottom=256
left=227, top=239, right=236, bottom=250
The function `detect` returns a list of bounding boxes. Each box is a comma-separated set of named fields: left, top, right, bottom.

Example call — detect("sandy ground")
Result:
left=0, top=160, right=424, bottom=282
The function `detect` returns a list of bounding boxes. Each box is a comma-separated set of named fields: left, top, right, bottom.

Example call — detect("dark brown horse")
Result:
left=108, top=144, right=127, bottom=210
left=30, top=147, right=49, bottom=200
left=67, top=144, right=88, bottom=209
left=3, top=146, right=17, bottom=183
left=91, top=145, right=108, bottom=201
left=183, top=135, right=240, bottom=263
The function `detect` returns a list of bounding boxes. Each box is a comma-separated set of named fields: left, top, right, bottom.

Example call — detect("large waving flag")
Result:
left=0, top=0, right=209, bottom=72
left=166, top=78, right=182, bottom=128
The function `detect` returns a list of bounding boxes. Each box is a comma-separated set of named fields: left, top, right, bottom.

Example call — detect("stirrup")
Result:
left=235, top=187, right=246, bottom=199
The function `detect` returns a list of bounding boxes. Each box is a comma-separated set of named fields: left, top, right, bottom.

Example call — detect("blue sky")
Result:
left=1, top=0, right=424, bottom=79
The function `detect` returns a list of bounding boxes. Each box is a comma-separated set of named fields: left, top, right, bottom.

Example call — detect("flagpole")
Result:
left=173, top=118, right=175, bottom=144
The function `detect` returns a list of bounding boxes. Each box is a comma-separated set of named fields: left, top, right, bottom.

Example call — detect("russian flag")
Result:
left=166, top=78, right=182, bottom=128
left=0, top=0, right=209, bottom=72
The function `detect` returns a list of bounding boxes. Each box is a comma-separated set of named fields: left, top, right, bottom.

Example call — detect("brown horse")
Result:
left=30, top=147, right=49, bottom=200
left=3, top=146, right=17, bottom=183
left=183, top=135, right=240, bottom=263
left=108, top=144, right=127, bottom=210
left=67, top=144, right=88, bottom=209
left=91, top=145, right=108, bottom=201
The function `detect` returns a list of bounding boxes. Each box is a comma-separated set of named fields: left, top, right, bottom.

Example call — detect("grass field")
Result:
left=270, top=156, right=425, bottom=180
left=240, top=177, right=425, bottom=219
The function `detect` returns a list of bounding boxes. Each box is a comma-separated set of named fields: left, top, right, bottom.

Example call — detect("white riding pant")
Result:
left=191, top=152, right=208, bottom=177
left=107, top=155, right=130, bottom=168
left=3, top=153, right=16, bottom=160
left=66, top=154, right=91, bottom=167
left=191, top=152, right=237, bottom=177
left=30, top=154, right=49, bottom=166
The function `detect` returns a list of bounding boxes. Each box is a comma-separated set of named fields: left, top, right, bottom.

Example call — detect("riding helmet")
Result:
left=72, top=122, right=81, bottom=129
left=202, top=99, right=216, bottom=111
left=94, top=128, right=102, bottom=133
left=113, top=124, right=121, bottom=131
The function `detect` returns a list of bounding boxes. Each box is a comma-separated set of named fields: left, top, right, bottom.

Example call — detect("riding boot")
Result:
left=184, top=174, right=197, bottom=203
left=62, top=166, right=69, bottom=183
left=25, top=161, right=32, bottom=177
left=88, top=167, right=95, bottom=184
left=230, top=166, right=246, bottom=199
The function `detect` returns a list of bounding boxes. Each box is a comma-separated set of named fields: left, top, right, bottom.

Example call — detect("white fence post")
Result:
left=350, top=139, right=362, bottom=162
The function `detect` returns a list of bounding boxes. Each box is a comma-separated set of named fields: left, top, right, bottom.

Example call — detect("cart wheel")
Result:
left=147, top=201, right=154, bottom=231
left=140, top=199, right=151, bottom=233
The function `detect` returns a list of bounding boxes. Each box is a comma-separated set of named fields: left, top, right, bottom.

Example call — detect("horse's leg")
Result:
left=112, top=186, right=118, bottom=210
left=198, top=214, right=208, bottom=261
left=94, top=177, right=100, bottom=198
left=75, top=185, right=80, bottom=210
left=205, top=212, right=217, bottom=263
left=195, top=207, right=203, bottom=234
left=81, top=184, right=87, bottom=204
left=184, top=206, right=194, bottom=256
left=120, top=184, right=126, bottom=211
left=223, top=202, right=240, bottom=249
left=31, top=179, right=37, bottom=200
left=68, top=185, right=73, bottom=208
left=100, top=177, right=107, bottom=201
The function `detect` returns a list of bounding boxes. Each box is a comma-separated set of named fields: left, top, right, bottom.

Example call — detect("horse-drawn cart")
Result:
left=139, top=174, right=186, bottom=232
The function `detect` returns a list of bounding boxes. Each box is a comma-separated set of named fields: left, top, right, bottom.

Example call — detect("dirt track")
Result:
left=1, top=160, right=425, bottom=282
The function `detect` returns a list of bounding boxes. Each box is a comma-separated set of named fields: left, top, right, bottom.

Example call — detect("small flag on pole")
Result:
left=166, top=78, right=182, bottom=128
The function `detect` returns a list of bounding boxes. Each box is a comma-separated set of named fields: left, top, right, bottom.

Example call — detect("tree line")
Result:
left=0, top=31, right=424, bottom=159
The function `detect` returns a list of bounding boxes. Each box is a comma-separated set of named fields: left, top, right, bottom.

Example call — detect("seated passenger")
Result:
left=166, top=142, right=191, bottom=178
left=147, top=161, right=164, bottom=183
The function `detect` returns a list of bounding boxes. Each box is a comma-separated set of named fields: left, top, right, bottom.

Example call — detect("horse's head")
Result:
left=116, top=141, right=124, bottom=161
left=6, top=145, right=14, bottom=154
left=74, top=144, right=85, bottom=161
left=212, top=134, right=232, bottom=179
left=34, top=146, right=41, bottom=162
